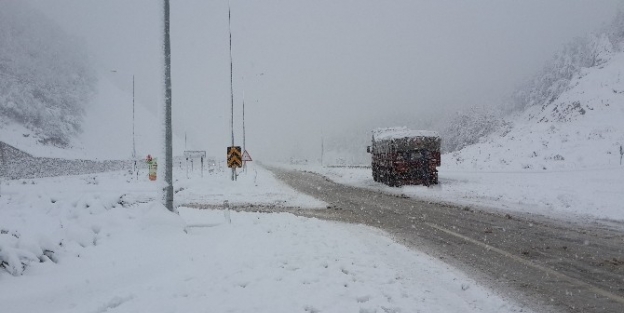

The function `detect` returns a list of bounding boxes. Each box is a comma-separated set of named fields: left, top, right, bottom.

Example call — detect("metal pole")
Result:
left=228, top=0, right=236, bottom=181
left=321, top=135, right=324, bottom=167
left=163, top=0, right=174, bottom=211
left=132, top=75, right=137, bottom=181
left=0, top=142, right=4, bottom=197
left=132, top=75, right=136, bottom=160
left=243, top=96, right=245, bottom=154
left=243, top=94, right=246, bottom=173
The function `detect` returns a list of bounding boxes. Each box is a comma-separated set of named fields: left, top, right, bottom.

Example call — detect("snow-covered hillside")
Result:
left=1, top=72, right=184, bottom=160
left=447, top=39, right=624, bottom=172
left=0, top=1, right=96, bottom=148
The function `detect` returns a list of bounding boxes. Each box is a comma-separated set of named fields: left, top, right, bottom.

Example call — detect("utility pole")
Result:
left=132, top=75, right=136, bottom=159
left=110, top=69, right=136, bottom=178
left=242, top=90, right=245, bottom=154
left=132, top=75, right=137, bottom=181
left=242, top=93, right=246, bottom=172
left=0, top=143, right=4, bottom=197
left=163, top=0, right=174, bottom=211
left=321, top=135, right=324, bottom=167
left=228, top=0, right=236, bottom=181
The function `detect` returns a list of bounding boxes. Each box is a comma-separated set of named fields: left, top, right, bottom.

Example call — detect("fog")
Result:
left=24, top=0, right=622, bottom=163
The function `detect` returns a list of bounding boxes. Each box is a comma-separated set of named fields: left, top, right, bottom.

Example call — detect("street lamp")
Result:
left=110, top=70, right=137, bottom=180
left=241, top=72, right=264, bottom=173
left=228, top=0, right=236, bottom=181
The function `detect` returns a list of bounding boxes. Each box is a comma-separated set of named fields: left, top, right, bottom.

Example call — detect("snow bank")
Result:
left=0, top=163, right=323, bottom=276
left=0, top=172, right=183, bottom=276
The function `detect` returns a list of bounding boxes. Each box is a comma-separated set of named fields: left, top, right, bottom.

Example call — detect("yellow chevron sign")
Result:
left=227, top=146, right=242, bottom=168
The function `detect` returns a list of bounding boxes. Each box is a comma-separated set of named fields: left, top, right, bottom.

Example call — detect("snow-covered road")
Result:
left=287, top=164, right=624, bottom=223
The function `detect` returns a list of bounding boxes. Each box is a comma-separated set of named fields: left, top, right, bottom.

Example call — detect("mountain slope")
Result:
left=446, top=34, right=624, bottom=171
left=1, top=73, right=185, bottom=160
left=0, top=1, right=96, bottom=146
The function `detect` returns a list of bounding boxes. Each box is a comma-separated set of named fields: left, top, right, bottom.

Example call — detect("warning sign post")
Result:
left=242, top=150, right=252, bottom=162
left=227, top=146, right=242, bottom=168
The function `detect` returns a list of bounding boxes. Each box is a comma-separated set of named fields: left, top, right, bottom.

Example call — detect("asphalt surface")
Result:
left=188, top=167, right=624, bottom=312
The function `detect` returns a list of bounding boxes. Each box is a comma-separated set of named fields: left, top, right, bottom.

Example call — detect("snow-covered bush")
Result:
left=441, top=106, right=508, bottom=153
left=0, top=1, right=97, bottom=147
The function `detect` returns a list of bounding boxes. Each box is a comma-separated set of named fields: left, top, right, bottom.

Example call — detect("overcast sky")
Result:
left=24, top=0, right=622, bottom=162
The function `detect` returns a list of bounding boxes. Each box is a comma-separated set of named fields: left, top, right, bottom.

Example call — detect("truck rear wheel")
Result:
left=372, top=169, right=379, bottom=182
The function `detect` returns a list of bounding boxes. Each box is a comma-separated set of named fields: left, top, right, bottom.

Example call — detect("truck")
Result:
left=366, top=127, right=441, bottom=187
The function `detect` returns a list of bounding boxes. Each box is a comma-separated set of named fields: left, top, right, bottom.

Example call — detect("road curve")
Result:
left=260, top=167, right=624, bottom=313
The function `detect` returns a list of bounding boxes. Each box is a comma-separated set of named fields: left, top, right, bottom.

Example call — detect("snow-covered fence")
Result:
left=0, top=141, right=131, bottom=179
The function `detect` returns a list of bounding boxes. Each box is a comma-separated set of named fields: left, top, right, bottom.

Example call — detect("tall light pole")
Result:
left=132, top=75, right=136, bottom=160
left=0, top=143, right=4, bottom=197
left=111, top=70, right=136, bottom=178
left=132, top=75, right=137, bottom=180
left=241, top=72, right=264, bottom=172
left=242, top=92, right=245, bottom=155
left=163, top=0, right=174, bottom=211
left=228, top=0, right=236, bottom=181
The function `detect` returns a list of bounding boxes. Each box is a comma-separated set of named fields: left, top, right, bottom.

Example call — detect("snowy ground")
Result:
left=0, top=163, right=532, bottom=313
left=284, top=164, right=624, bottom=224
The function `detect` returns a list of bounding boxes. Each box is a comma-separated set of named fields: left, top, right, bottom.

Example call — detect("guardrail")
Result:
left=0, top=141, right=132, bottom=179
left=325, top=165, right=371, bottom=169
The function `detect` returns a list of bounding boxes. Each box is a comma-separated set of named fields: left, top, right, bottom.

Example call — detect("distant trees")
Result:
left=0, top=1, right=96, bottom=147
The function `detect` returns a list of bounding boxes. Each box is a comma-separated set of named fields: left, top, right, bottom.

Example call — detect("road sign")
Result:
left=146, top=156, right=157, bottom=181
left=242, top=150, right=252, bottom=162
left=227, top=146, right=242, bottom=168
left=184, top=150, right=206, bottom=159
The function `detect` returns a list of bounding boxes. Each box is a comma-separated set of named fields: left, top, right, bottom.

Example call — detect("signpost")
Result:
left=184, top=150, right=207, bottom=177
left=146, top=154, right=157, bottom=181
left=241, top=150, right=252, bottom=172
left=227, top=146, right=242, bottom=175
left=242, top=150, right=252, bottom=162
